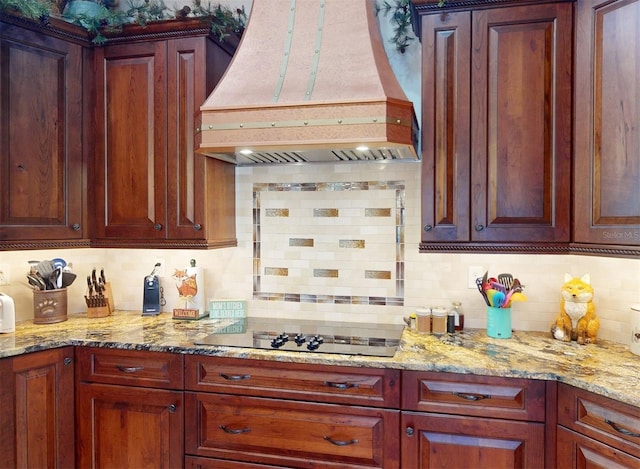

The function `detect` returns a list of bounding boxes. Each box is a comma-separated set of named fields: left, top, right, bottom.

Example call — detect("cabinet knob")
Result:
left=423, top=224, right=433, bottom=232
left=193, top=223, right=202, bottom=231
left=405, top=427, right=415, bottom=437
left=63, top=357, right=73, bottom=366
left=154, top=223, right=163, bottom=231
left=168, top=404, right=177, bottom=413
left=475, top=224, right=485, bottom=232
left=72, top=223, right=81, bottom=231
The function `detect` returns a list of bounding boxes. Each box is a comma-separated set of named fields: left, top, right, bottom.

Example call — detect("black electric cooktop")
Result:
left=194, top=317, right=405, bottom=357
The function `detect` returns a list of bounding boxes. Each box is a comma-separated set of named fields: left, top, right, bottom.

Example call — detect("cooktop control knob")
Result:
left=294, top=333, right=306, bottom=346
left=270, top=333, right=289, bottom=349
left=307, top=335, right=324, bottom=351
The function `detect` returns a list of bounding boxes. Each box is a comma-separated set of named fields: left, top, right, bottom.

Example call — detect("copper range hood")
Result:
left=195, top=0, right=419, bottom=165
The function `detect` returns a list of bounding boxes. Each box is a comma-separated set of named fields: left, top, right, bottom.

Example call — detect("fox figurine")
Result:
left=551, top=273, right=599, bottom=345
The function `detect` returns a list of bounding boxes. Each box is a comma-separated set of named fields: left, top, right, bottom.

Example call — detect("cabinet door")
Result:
left=0, top=23, right=84, bottom=242
left=557, top=426, right=640, bottom=468
left=402, top=411, right=545, bottom=468
left=573, top=0, right=640, bottom=246
left=166, top=37, right=205, bottom=240
left=165, top=37, right=236, bottom=246
left=421, top=3, right=572, bottom=245
left=420, top=11, right=471, bottom=242
left=93, top=41, right=167, bottom=239
left=1, top=348, right=75, bottom=468
left=470, top=3, right=572, bottom=242
left=76, top=382, right=183, bottom=469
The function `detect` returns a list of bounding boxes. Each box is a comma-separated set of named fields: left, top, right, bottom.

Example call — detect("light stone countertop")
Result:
left=1, top=310, right=638, bottom=408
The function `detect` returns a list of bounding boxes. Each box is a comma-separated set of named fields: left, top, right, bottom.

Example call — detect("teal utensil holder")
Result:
left=487, top=306, right=512, bottom=338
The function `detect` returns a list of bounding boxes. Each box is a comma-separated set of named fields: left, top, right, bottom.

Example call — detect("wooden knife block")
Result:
left=87, top=282, right=114, bottom=318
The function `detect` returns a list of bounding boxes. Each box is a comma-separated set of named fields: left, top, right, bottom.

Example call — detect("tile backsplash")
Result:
left=1, top=161, right=639, bottom=345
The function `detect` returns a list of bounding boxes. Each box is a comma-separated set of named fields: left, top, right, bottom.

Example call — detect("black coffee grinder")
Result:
left=142, top=262, right=161, bottom=316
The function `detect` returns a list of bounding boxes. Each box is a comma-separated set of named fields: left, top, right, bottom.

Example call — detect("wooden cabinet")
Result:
left=573, top=0, right=640, bottom=251
left=184, top=356, right=401, bottom=468
left=0, top=20, right=87, bottom=249
left=92, top=22, right=236, bottom=249
left=76, top=347, right=184, bottom=468
left=0, top=347, right=75, bottom=468
left=556, top=383, right=640, bottom=467
left=401, top=371, right=548, bottom=468
left=417, top=1, right=572, bottom=249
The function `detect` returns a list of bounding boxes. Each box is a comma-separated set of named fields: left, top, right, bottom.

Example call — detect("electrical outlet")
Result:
left=468, top=266, right=484, bottom=289
left=0, top=264, right=9, bottom=285
left=154, top=259, right=166, bottom=277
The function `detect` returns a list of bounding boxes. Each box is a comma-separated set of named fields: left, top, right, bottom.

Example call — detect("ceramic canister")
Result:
left=0, top=292, right=16, bottom=333
left=630, top=304, right=640, bottom=356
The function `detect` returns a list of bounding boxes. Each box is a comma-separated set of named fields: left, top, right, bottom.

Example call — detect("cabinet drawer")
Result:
left=402, top=371, right=546, bottom=422
left=76, top=347, right=183, bottom=389
left=557, top=426, right=640, bottom=468
left=185, top=356, right=399, bottom=407
left=557, top=383, right=640, bottom=458
left=185, top=392, right=400, bottom=468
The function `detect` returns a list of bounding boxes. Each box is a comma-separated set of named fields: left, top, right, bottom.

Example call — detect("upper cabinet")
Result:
left=573, top=0, right=640, bottom=251
left=0, top=20, right=88, bottom=249
left=417, top=1, right=572, bottom=250
left=91, top=23, right=237, bottom=249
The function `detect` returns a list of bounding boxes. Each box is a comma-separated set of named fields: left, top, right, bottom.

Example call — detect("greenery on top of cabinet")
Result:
left=0, top=0, right=247, bottom=44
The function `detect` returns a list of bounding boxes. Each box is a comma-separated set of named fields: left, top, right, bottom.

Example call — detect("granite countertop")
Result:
left=1, top=310, right=638, bottom=408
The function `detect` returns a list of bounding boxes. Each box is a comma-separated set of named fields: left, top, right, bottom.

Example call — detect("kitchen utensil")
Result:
left=481, top=271, right=489, bottom=291
left=498, top=273, right=514, bottom=290
left=492, top=291, right=506, bottom=308
left=512, top=278, right=524, bottom=292
left=486, top=289, right=498, bottom=307
left=35, top=260, right=56, bottom=289
left=27, top=274, right=45, bottom=290
left=509, top=292, right=528, bottom=303
left=475, top=277, right=490, bottom=306
left=50, top=267, right=62, bottom=289
left=490, top=281, right=506, bottom=294
left=61, top=271, right=76, bottom=288
left=52, top=258, right=66, bottom=270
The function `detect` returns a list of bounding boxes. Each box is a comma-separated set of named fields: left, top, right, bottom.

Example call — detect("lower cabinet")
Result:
left=184, top=356, right=401, bottom=468
left=75, top=347, right=184, bottom=468
left=0, top=347, right=75, bottom=468
left=556, top=383, right=640, bottom=467
left=401, top=371, right=548, bottom=468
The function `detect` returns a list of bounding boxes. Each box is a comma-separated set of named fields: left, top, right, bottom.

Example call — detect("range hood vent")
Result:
left=196, top=0, right=419, bottom=165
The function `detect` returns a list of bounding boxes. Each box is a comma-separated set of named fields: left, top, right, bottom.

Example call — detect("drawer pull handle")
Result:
left=323, top=381, right=357, bottom=390
left=605, top=419, right=640, bottom=438
left=220, top=425, right=251, bottom=435
left=116, top=365, right=144, bottom=373
left=219, top=373, right=251, bottom=381
left=453, top=392, right=491, bottom=401
left=323, top=436, right=359, bottom=446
